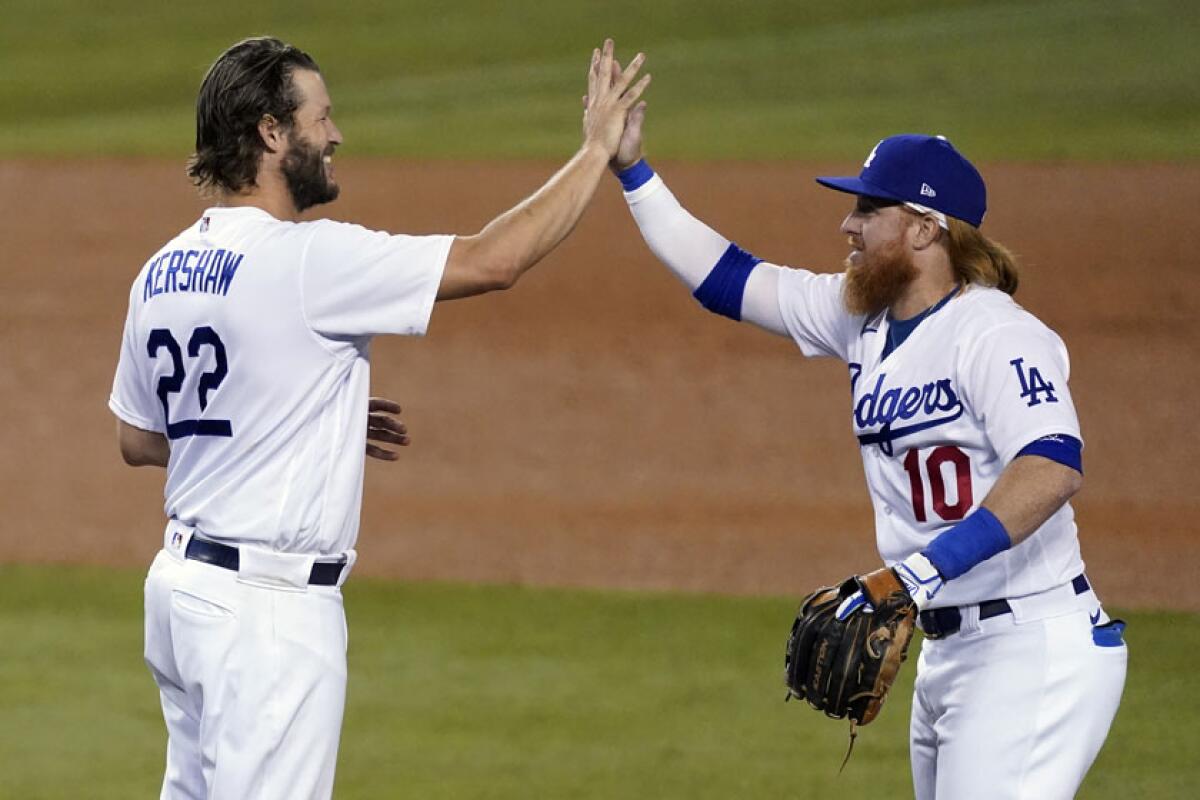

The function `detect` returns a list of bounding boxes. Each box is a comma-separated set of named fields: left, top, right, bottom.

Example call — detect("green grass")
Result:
left=0, top=563, right=1195, bottom=798
left=1, top=0, right=1196, bottom=160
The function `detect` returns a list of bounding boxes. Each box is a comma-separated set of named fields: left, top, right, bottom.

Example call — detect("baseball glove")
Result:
left=783, top=568, right=917, bottom=762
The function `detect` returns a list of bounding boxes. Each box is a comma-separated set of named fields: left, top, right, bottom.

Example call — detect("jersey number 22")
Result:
left=147, top=326, right=232, bottom=440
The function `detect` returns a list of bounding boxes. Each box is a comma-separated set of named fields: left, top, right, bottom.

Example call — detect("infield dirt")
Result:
left=2, top=159, right=1196, bottom=609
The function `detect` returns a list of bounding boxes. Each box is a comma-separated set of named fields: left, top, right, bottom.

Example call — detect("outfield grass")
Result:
left=2, top=0, right=1196, bottom=160
left=0, top=563, right=1195, bottom=798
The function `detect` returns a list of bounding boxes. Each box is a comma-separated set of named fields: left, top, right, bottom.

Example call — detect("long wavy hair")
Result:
left=944, top=216, right=1020, bottom=295
left=186, top=37, right=319, bottom=194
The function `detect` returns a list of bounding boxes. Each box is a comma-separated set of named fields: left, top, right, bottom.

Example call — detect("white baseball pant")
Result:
left=143, top=527, right=352, bottom=799
left=910, top=582, right=1127, bottom=799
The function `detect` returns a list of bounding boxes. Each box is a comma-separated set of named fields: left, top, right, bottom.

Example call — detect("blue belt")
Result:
left=185, top=536, right=346, bottom=586
left=918, top=574, right=1090, bottom=639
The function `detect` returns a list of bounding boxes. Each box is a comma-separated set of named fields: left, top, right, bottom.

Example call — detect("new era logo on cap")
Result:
left=815, top=134, right=987, bottom=227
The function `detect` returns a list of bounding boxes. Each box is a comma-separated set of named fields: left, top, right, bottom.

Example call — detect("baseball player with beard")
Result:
left=109, top=36, right=648, bottom=799
left=608, top=104, right=1127, bottom=796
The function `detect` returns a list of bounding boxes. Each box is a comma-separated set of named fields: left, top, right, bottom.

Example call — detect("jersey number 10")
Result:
left=902, top=446, right=973, bottom=522
left=147, top=327, right=232, bottom=440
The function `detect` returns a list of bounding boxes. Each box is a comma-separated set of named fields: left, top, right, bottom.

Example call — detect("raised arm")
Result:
left=437, top=40, right=650, bottom=301
left=609, top=102, right=786, bottom=335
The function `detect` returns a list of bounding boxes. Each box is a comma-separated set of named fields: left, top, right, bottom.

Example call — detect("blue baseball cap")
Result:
left=816, top=134, right=987, bottom=227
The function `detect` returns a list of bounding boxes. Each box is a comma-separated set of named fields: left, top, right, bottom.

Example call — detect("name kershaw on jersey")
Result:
left=142, top=247, right=245, bottom=301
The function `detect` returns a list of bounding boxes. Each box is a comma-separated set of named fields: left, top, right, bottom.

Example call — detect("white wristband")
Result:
left=894, top=552, right=945, bottom=612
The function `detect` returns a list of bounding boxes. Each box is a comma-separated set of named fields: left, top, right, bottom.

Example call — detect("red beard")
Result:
left=843, top=238, right=918, bottom=317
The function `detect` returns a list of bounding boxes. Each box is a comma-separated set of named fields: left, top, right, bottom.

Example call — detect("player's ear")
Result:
left=258, top=114, right=286, bottom=153
left=910, top=214, right=942, bottom=250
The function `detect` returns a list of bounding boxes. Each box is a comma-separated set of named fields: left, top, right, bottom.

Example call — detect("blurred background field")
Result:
left=2, top=0, right=1198, bottom=796
left=1, top=0, right=1196, bottom=159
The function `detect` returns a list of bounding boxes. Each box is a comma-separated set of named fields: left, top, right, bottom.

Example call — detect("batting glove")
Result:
left=835, top=552, right=945, bottom=620
left=893, top=552, right=945, bottom=612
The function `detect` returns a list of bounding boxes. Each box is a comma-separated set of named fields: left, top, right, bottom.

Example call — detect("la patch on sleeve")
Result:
left=1009, top=357, right=1058, bottom=406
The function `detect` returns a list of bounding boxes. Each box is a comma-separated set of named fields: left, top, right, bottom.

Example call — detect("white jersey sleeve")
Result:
left=958, top=319, right=1082, bottom=465
left=301, top=220, right=453, bottom=338
left=110, top=286, right=164, bottom=433
left=776, top=267, right=859, bottom=361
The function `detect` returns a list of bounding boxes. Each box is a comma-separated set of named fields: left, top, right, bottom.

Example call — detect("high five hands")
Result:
left=582, top=39, right=650, bottom=165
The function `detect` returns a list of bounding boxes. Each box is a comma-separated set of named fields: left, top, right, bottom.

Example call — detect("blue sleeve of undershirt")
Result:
left=617, top=159, right=655, bottom=192
left=692, top=243, right=762, bottom=321
left=1016, top=434, right=1083, bottom=474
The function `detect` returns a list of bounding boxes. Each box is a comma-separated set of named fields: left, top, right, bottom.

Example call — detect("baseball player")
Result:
left=608, top=105, right=1127, bottom=796
left=109, top=36, right=648, bottom=799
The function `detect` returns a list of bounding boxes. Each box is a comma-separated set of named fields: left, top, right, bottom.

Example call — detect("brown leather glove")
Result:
left=784, top=568, right=917, bottom=726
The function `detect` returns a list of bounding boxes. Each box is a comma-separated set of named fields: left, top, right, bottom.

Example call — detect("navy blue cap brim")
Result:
left=815, top=176, right=908, bottom=204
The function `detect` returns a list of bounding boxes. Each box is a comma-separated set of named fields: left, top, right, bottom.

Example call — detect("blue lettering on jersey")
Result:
left=851, top=370, right=965, bottom=453
left=143, top=248, right=244, bottom=301
left=178, top=250, right=197, bottom=291
left=207, top=253, right=222, bottom=292
left=1009, top=357, right=1058, bottom=406
left=849, top=362, right=863, bottom=392
left=145, top=253, right=166, bottom=298
left=217, top=252, right=242, bottom=294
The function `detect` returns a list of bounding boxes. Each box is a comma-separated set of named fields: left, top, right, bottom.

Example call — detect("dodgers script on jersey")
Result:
left=110, top=206, right=452, bottom=554
left=775, top=269, right=1084, bottom=608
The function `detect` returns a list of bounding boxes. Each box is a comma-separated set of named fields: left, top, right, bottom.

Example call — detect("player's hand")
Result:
left=837, top=555, right=944, bottom=620
left=587, top=58, right=647, bottom=174
left=892, top=553, right=945, bottom=612
left=610, top=91, right=647, bottom=174
left=581, top=39, right=650, bottom=158
left=366, top=397, right=410, bottom=461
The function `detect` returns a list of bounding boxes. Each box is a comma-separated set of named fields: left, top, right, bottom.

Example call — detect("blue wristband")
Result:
left=617, top=159, right=655, bottom=192
left=922, top=507, right=1012, bottom=581
left=692, top=243, right=762, bottom=321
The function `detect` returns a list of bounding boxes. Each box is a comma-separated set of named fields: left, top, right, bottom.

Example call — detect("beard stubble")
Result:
left=281, top=130, right=339, bottom=213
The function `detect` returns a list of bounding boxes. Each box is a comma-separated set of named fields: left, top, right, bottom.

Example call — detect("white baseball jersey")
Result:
left=775, top=269, right=1084, bottom=607
left=110, top=206, right=452, bottom=555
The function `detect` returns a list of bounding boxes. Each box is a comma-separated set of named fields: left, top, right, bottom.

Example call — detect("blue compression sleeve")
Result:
left=922, top=507, right=1012, bottom=581
left=692, top=243, right=762, bottom=321
left=617, top=159, right=655, bottom=192
left=1016, top=434, right=1082, bottom=474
